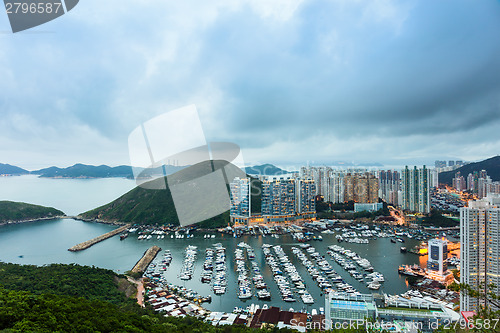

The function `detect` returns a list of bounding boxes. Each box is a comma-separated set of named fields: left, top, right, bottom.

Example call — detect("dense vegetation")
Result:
left=0, top=163, right=29, bottom=175
left=0, top=263, right=133, bottom=305
left=32, top=163, right=134, bottom=178
left=316, top=200, right=389, bottom=220
left=419, top=210, right=458, bottom=227
left=0, top=201, right=64, bottom=223
left=439, top=155, right=500, bottom=185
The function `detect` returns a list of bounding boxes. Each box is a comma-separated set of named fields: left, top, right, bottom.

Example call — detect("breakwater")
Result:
left=68, top=224, right=130, bottom=251
left=131, top=246, right=161, bottom=275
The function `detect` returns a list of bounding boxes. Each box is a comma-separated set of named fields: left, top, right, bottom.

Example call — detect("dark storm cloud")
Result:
left=0, top=0, right=499, bottom=167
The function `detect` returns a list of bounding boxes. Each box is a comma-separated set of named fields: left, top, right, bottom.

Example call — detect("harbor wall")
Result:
left=68, top=224, right=130, bottom=251
left=131, top=246, right=161, bottom=274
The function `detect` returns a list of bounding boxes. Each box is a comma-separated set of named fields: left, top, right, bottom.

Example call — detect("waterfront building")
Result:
left=401, top=166, right=430, bottom=214
left=344, top=172, right=379, bottom=203
left=262, top=178, right=296, bottom=216
left=325, top=292, right=453, bottom=332
left=354, top=202, right=383, bottom=213
left=325, top=292, right=377, bottom=326
left=230, top=177, right=251, bottom=217
left=426, top=238, right=454, bottom=286
left=256, top=177, right=316, bottom=224
left=460, top=194, right=500, bottom=312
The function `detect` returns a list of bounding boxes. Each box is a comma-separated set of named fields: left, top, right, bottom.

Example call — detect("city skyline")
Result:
left=1, top=1, right=500, bottom=169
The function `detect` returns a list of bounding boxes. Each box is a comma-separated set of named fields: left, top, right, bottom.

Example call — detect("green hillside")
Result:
left=439, top=156, right=500, bottom=185
left=81, top=160, right=260, bottom=228
left=0, top=201, right=64, bottom=224
left=0, top=262, right=134, bottom=305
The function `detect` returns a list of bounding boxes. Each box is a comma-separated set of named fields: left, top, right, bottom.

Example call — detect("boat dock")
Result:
left=132, top=246, right=162, bottom=275
left=68, top=224, right=130, bottom=252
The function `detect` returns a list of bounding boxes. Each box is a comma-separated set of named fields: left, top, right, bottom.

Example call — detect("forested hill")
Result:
left=0, top=201, right=64, bottom=224
left=32, top=163, right=134, bottom=178
left=80, top=160, right=262, bottom=228
left=0, top=263, right=133, bottom=305
left=439, top=156, right=500, bottom=185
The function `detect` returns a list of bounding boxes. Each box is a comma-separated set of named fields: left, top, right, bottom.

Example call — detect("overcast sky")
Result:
left=1, top=0, right=500, bottom=170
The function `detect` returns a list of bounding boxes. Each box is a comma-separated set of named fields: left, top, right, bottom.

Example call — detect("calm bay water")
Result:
left=0, top=175, right=136, bottom=216
left=0, top=176, right=424, bottom=313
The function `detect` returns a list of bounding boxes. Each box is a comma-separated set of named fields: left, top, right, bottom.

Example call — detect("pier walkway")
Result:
left=131, top=246, right=161, bottom=275
left=68, top=224, right=130, bottom=252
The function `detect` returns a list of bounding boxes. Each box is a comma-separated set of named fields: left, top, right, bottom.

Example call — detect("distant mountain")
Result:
left=32, top=164, right=134, bottom=179
left=29, top=163, right=189, bottom=179
left=244, top=164, right=291, bottom=175
left=439, top=156, right=500, bottom=185
left=0, top=201, right=64, bottom=224
left=0, top=163, right=29, bottom=175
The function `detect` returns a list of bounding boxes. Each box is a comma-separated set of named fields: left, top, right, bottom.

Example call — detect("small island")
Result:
left=0, top=201, right=65, bottom=226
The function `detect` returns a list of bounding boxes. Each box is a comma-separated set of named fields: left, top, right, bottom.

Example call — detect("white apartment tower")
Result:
left=401, top=166, right=430, bottom=213
left=229, top=177, right=251, bottom=217
left=460, top=194, right=500, bottom=312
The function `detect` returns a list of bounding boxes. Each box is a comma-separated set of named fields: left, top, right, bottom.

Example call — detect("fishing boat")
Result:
left=257, top=290, right=271, bottom=300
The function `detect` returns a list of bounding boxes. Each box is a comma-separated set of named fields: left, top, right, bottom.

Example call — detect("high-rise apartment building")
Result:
left=296, top=179, right=316, bottom=214
left=327, top=172, right=345, bottom=203
left=460, top=195, right=500, bottom=312
left=453, top=172, right=467, bottom=192
left=344, top=172, right=379, bottom=203
left=261, top=178, right=296, bottom=216
left=379, top=170, right=400, bottom=205
left=401, top=166, right=430, bottom=213
left=229, top=177, right=251, bottom=217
